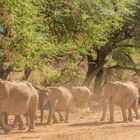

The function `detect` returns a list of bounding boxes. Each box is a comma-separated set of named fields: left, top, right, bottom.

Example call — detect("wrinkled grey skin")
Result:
left=100, top=81, right=139, bottom=123
left=36, top=86, right=73, bottom=124
left=0, top=80, right=38, bottom=133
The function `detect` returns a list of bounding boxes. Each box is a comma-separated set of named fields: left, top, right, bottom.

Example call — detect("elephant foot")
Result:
left=27, top=128, right=36, bottom=132
left=18, top=125, right=26, bottom=130
left=27, top=125, right=36, bottom=132
left=4, top=126, right=12, bottom=134
left=108, top=120, right=114, bottom=124
left=122, top=119, right=128, bottom=123
left=100, top=118, right=104, bottom=121
left=136, top=116, right=140, bottom=120
left=26, top=122, right=30, bottom=127
left=128, top=118, right=133, bottom=122
left=12, top=124, right=18, bottom=129
left=47, top=122, right=51, bottom=125
left=53, top=120, right=58, bottom=124
left=60, top=118, right=64, bottom=122
left=64, top=120, right=69, bottom=123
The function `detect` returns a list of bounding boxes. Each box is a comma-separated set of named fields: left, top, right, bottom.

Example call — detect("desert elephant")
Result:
left=36, top=86, right=73, bottom=124
left=0, top=80, right=38, bottom=133
left=34, top=85, right=49, bottom=123
left=35, top=86, right=64, bottom=124
left=100, top=81, right=139, bottom=123
left=71, top=86, right=92, bottom=106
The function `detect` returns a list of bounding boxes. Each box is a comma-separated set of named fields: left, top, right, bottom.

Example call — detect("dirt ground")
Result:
left=1, top=107, right=140, bottom=140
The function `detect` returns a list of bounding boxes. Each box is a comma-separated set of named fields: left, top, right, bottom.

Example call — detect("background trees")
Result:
left=0, top=0, right=140, bottom=94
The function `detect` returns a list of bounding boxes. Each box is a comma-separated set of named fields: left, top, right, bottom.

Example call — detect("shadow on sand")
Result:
left=68, top=120, right=130, bottom=127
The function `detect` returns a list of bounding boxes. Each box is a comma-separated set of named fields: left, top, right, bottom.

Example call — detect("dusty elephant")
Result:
left=36, top=86, right=73, bottom=124
left=0, top=80, right=38, bottom=133
left=100, top=81, right=139, bottom=123
left=71, top=86, right=92, bottom=106
left=34, top=85, right=49, bottom=123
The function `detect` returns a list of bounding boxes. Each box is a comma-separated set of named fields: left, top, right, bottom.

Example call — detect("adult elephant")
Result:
left=0, top=80, right=38, bottom=133
left=100, top=81, right=139, bottom=123
left=34, top=85, right=50, bottom=123
left=36, top=86, right=73, bottom=124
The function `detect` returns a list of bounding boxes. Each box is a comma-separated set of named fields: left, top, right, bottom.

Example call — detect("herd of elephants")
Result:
left=0, top=79, right=139, bottom=134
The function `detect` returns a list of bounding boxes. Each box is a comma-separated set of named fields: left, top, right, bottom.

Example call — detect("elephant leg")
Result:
left=57, top=111, right=64, bottom=122
left=12, top=115, right=19, bottom=128
left=0, top=112, right=11, bottom=133
left=132, top=100, right=139, bottom=120
left=47, top=107, right=54, bottom=124
left=121, top=107, right=127, bottom=122
left=109, top=101, right=114, bottom=123
left=28, top=113, right=35, bottom=131
left=64, top=107, right=70, bottom=123
left=47, top=100, right=58, bottom=125
left=28, top=97, right=38, bottom=131
left=101, top=103, right=107, bottom=121
left=128, top=108, right=133, bottom=121
left=52, top=112, right=58, bottom=124
left=24, top=114, right=30, bottom=126
left=40, top=107, right=44, bottom=124
left=4, top=113, right=8, bottom=125
left=15, top=115, right=25, bottom=130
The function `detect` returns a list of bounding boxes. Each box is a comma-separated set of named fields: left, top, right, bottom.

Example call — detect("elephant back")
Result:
left=121, top=82, right=139, bottom=108
left=71, top=86, right=92, bottom=104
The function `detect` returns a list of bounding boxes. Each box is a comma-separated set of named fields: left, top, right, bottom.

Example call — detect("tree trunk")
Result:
left=22, top=66, right=32, bottom=80
left=82, top=52, right=106, bottom=88
left=0, top=64, right=12, bottom=80
left=94, top=69, right=104, bottom=95
left=82, top=55, right=101, bottom=87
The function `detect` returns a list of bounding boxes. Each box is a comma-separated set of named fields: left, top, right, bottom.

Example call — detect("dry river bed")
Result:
left=1, top=107, right=140, bottom=140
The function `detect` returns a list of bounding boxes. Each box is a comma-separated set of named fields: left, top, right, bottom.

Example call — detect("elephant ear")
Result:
left=72, top=87, right=79, bottom=93
left=42, top=88, right=52, bottom=97
left=0, top=81, right=9, bottom=99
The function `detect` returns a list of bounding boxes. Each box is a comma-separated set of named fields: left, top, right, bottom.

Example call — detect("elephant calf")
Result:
left=36, top=86, right=73, bottom=124
left=71, top=86, right=92, bottom=106
left=0, top=80, right=38, bottom=133
left=100, top=81, right=139, bottom=123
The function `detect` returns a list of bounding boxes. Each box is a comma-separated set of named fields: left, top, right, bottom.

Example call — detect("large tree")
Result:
left=41, top=0, right=139, bottom=93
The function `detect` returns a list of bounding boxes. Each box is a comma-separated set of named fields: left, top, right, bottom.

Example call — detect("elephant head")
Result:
left=0, top=81, right=9, bottom=100
left=34, top=86, right=52, bottom=123
left=71, top=86, right=80, bottom=99
left=100, top=82, right=118, bottom=104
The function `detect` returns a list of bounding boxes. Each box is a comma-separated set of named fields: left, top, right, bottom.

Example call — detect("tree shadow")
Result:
left=69, top=121, right=126, bottom=127
left=35, top=122, right=63, bottom=126
left=35, top=122, right=48, bottom=126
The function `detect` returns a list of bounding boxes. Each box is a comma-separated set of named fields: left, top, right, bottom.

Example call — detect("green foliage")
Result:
left=0, top=0, right=140, bottom=85
left=0, top=0, right=50, bottom=69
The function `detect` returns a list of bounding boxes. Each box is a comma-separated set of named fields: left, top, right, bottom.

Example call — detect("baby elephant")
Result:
left=71, top=86, right=92, bottom=106
left=37, top=86, right=73, bottom=124
left=100, top=81, right=139, bottom=123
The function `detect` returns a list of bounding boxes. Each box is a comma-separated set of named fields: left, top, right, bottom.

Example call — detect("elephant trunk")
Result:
left=40, top=108, right=44, bottom=124
left=0, top=112, right=11, bottom=133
